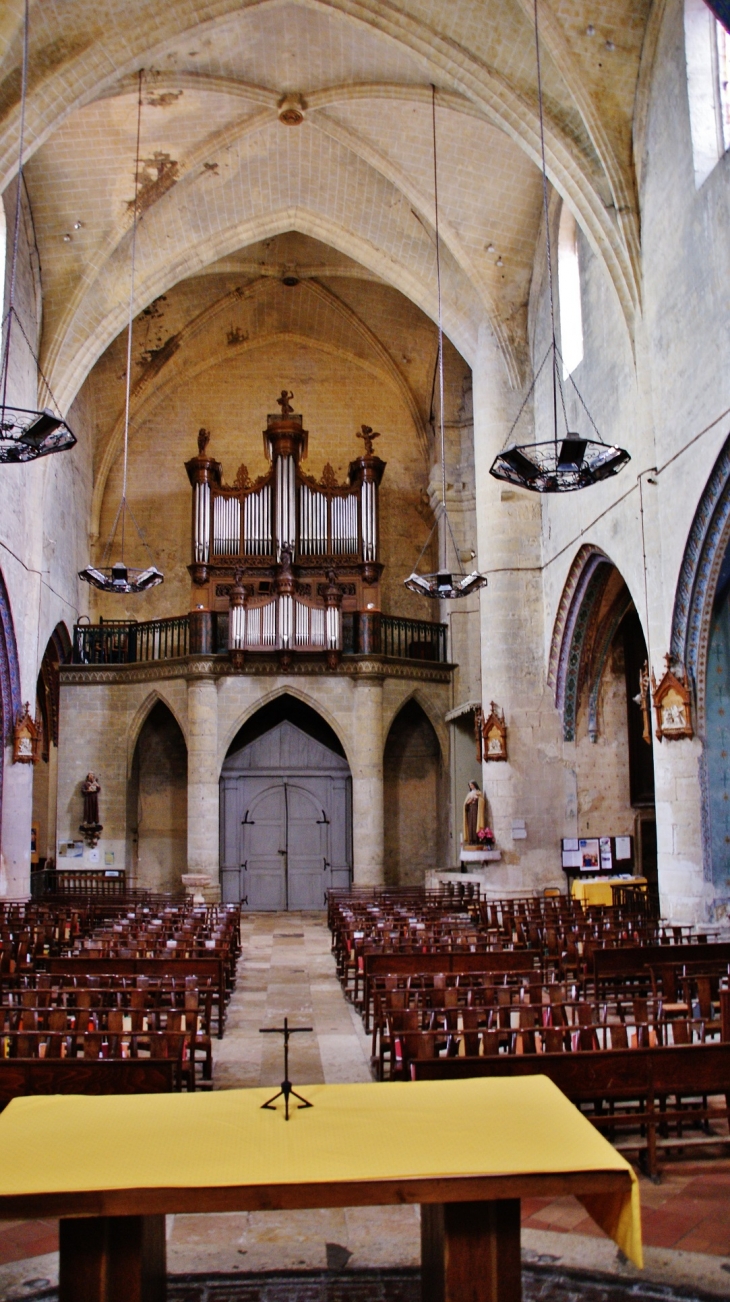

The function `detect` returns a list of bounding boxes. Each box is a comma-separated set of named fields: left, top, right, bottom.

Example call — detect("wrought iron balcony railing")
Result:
left=72, top=613, right=448, bottom=665
left=381, top=616, right=448, bottom=663
left=73, top=616, right=189, bottom=665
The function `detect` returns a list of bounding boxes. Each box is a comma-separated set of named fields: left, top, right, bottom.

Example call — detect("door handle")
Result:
left=242, top=810, right=255, bottom=825
left=316, top=810, right=330, bottom=824
left=278, top=849, right=287, bottom=856
left=323, top=858, right=331, bottom=872
left=240, top=860, right=247, bottom=872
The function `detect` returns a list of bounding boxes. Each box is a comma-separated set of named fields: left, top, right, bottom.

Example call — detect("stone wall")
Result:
left=0, top=182, right=93, bottom=898
left=515, top=0, right=730, bottom=918
left=57, top=662, right=453, bottom=892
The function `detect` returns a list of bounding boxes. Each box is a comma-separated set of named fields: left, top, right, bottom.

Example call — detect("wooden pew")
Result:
left=0, top=1058, right=175, bottom=1110
left=361, top=951, right=539, bottom=1030
left=46, top=955, right=227, bottom=1037
left=593, top=942, right=730, bottom=992
left=412, top=1042, right=730, bottom=1177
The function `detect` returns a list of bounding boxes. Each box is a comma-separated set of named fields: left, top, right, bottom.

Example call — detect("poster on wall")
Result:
left=615, top=836, right=632, bottom=862
left=599, top=836, right=613, bottom=871
left=578, top=838, right=600, bottom=871
left=58, top=841, right=83, bottom=858
left=561, top=838, right=581, bottom=869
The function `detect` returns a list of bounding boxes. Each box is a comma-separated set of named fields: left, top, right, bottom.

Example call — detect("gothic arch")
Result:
left=36, top=623, right=72, bottom=762
left=383, top=696, right=446, bottom=886
left=218, top=685, right=352, bottom=772
left=671, top=428, right=730, bottom=734
left=90, top=272, right=430, bottom=542
left=549, top=545, right=649, bottom=744
left=0, top=568, right=22, bottom=835
left=383, top=688, right=448, bottom=764
left=129, top=699, right=188, bottom=894
left=127, top=689, right=188, bottom=774
left=549, top=545, right=613, bottom=741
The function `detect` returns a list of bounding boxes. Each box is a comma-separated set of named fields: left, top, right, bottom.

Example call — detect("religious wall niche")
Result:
left=13, top=704, right=40, bottom=765
left=651, top=656, right=694, bottom=742
left=481, top=702, right=507, bottom=761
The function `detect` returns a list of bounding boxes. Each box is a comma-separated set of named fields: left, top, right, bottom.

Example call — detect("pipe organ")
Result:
left=185, top=396, right=385, bottom=667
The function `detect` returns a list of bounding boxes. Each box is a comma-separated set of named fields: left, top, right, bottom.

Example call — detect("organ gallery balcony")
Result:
left=71, top=393, right=454, bottom=685
left=70, top=611, right=451, bottom=677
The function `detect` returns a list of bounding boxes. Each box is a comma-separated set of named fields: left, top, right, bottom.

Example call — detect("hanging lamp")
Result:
left=79, top=72, right=163, bottom=595
left=404, top=87, right=487, bottom=600
left=489, top=0, right=630, bottom=493
left=0, top=0, right=77, bottom=464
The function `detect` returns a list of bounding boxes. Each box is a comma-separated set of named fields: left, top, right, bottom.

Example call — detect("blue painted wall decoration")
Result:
left=706, top=555, right=730, bottom=898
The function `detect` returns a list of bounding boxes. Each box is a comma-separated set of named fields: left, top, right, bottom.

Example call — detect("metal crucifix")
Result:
left=259, top=1017, right=314, bottom=1120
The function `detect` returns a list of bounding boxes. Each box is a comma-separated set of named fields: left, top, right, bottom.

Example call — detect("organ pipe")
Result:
left=361, top=480, right=377, bottom=561
left=194, top=482, right=211, bottom=563
left=193, top=401, right=384, bottom=668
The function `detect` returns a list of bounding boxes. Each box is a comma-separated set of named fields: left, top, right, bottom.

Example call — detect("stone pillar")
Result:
left=0, top=754, right=33, bottom=899
left=472, top=322, right=564, bottom=891
left=186, top=675, right=220, bottom=896
left=351, top=672, right=384, bottom=886
left=47, top=743, right=59, bottom=863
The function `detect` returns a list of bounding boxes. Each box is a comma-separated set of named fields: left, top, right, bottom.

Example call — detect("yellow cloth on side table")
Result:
left=0, top=1076, right=642, bottom=1268
left=572, top=878, right=647, bottom=907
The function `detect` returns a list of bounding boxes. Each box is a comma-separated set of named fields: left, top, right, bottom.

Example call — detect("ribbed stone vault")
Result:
left=0, top=0, right=653, bottom=412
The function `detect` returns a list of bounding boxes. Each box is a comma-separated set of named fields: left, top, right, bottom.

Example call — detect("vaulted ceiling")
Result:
left=0, top=0, right=654, bottom=409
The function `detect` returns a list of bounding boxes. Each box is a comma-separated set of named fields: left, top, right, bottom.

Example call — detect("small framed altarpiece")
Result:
left=13, top=703, right=40, bottom=764
left=651, top=656, right=693, bottom=742
left=482, top=702, right=508, bottom=761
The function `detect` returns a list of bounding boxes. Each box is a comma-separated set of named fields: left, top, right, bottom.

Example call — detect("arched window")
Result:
left=685, top=0, right=730, bottom=187
left=557, top=203, right=583, bottom=379
left=0, top=197, right=6, bottom=328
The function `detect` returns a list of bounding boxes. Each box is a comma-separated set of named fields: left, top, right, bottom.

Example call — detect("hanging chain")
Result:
left=120, top=69, right=144, bottom=560
left=431, top=85, right=448, bottom=569
left=0, top=0, right=29, bottom=419
left=533, top=0, right=563, bottom=453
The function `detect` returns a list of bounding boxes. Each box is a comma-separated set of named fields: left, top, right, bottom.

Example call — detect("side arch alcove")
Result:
left=383, top=698, right=447, bottom=886
left=32, top=623, right=72, bottom=869
left=128, top=701, right=188, bottom=893
left=551, top=549, right=656, bottom=894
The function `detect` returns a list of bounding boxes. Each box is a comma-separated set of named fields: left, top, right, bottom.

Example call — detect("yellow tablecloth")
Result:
left=572, top=877, right=647, bottom=906
left=0, top=1077, right=641, bottom=1266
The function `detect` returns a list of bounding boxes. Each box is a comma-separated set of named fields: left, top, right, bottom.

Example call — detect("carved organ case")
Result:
left=185, top=397, right=385, bottom=666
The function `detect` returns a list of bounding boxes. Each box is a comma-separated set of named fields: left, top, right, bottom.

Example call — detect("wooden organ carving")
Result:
left=185, top=397, right=386, bottom=668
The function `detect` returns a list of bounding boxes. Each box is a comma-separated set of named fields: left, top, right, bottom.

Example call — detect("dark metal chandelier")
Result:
left=0, top=407, right=75, bottom=463
left=405, top=568, right=488, bottom=600
left=404, top=87, right=487, bottom=601
left=79, top=71, right=163, bottom=595
left=0, top=1, right=77, bottom=465
left=489, top=0, right=630, bottom=494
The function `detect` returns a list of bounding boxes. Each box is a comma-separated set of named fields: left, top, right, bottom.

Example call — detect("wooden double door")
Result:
left=220, top=720, right=352, bottom=909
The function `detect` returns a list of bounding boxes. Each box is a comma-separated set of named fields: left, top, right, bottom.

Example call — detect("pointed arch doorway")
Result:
left=220, top=697, right=352, bottom=909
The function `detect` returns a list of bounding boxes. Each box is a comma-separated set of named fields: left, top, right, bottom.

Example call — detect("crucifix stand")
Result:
left=259, top=1017, right=314, bottom=1119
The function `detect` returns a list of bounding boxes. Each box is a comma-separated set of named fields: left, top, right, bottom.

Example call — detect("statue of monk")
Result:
left=463, top=781, right=487, bottom=847
left=80, top=773, right=103, bottom=846
left=81, top=773, right=101, bottom=827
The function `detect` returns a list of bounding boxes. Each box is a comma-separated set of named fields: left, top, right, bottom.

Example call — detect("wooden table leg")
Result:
left=421, top=1199, right=521, bottom=1302
left=59, top=1214, right=166, bottom=1302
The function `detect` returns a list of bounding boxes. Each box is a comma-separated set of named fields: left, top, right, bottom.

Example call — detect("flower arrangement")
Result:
left=476, top=827, right=495, bottom=846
